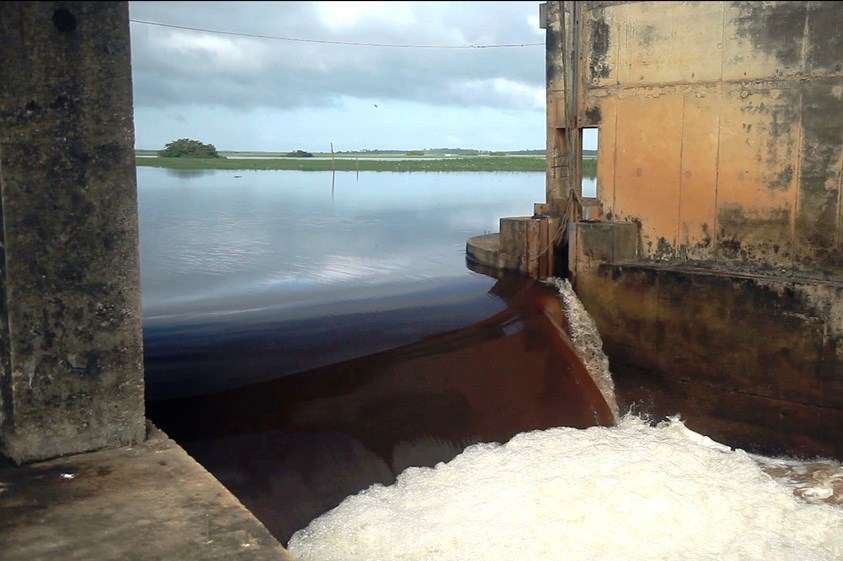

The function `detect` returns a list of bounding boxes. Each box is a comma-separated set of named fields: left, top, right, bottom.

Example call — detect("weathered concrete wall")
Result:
left=545, top=1, right=581, bottom=213
left=574, top=261, right=843, bottom=458
left=0, top=2, right=145, bottom=464
left=545, top=1, right=843, bottom=458
left=573, top=1, right=843, bottom=271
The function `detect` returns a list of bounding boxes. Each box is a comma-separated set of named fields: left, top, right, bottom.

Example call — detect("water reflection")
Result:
left=163, top=168, right=217, bottom=179
left=137, top=168, right=545, bottom=322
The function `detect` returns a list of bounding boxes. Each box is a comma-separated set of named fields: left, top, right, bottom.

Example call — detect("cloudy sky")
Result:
left=128, top=1, right=548, bottom=153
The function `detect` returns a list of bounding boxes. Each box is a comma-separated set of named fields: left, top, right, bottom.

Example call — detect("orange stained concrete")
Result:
left=677, top=88, right=720, bottom=259
left=553, top=1, right=843, bottom=270
left=612, top=92, right=684, bottom=256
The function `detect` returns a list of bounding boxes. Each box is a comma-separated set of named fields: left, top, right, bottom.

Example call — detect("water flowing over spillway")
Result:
left=544, top=277, right=619, bottom=423
left=147, top=274, right=622, bottom=544
left=286, top=281, right=843, bottom=561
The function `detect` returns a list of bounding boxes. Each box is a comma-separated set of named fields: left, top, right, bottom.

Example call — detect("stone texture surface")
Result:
left=573, top=262, right=843, bottom=460
left=0, top=2, right=145, bottom=463
left=0, top=423, right=295, bottom=561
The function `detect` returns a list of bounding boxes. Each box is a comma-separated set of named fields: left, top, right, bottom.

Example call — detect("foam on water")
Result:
left=287, top=415, right=843, bottom=561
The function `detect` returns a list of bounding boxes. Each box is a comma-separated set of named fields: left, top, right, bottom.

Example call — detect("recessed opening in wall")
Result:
left=582, top=127, right=598, bottom=198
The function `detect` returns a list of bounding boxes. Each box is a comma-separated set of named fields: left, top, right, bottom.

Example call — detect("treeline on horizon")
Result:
left=331, top=148, right=598, bottom=156
left=137, top=147, right=598, bottom=157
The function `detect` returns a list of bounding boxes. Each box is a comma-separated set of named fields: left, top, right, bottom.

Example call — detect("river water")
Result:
left=138, top=167, right=842, bottom=557
left=139, top=168, right=548, bottom=400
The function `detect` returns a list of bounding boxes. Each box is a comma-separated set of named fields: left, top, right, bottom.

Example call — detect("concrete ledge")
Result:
left=466, top=233, right=503, bottom=270
left=0, top=423, right=295, bottom=561
left=466, top=216, right=560, bottom=278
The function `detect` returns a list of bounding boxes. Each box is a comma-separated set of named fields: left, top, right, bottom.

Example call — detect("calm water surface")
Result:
left=138, top=167, right=545, bottom=398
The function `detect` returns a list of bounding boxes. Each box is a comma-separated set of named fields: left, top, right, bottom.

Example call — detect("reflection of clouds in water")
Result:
left=312, top=254, right=414, bottom=284
left=138, top=168, right=545, bottom=316
left=164, top=169, right=217, bottom=179
left=253, top=254, right=419, bottom=287
left=446, top=206, right=532, bottom=233
left=176, top=239, right=258, bottom=275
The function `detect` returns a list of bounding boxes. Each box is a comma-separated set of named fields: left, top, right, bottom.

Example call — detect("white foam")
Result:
left=287, top=415, right=843, bottom=561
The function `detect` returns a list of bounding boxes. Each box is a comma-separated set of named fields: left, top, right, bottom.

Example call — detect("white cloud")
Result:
left=157, top=31, right=269, bottom=73
left=316, top=1, right=417, bottom=30
left=129, top=1, right=548, bottom=151
left=455, top=78, right=545, bottom=111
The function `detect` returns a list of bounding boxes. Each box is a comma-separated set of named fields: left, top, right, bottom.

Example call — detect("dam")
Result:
left=2, top=1, right=843, bottom=560
left=469, top=0, right=843, bottom=460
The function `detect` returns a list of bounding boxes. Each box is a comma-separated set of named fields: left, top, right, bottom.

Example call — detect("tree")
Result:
left=158, top=138, right=221, bottom=158
left=284, top=149, right=313, bottom=157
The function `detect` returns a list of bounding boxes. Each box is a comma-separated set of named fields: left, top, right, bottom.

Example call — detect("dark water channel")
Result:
left=139, top=168, right=608, bottom=545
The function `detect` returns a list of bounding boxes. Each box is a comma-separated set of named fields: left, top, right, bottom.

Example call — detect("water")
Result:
left=287, top=415, right=843, bottom=561
left=139, top=167, right=546, bottom=399
left=138, top=168, right=534, bottom=320
left=146, top=275, right=617, bottom=543
left=138, top=168, right=842, bottom=556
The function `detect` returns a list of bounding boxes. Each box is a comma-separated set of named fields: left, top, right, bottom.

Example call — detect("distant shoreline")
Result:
left=134, top=152, right=597, bottom=173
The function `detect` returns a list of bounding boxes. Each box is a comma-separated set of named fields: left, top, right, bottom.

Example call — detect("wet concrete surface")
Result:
left=0, top=423, right=293, bottom=561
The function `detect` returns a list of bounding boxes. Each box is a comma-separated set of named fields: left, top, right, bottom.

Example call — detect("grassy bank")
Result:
left=136, top=156, right=547, bottom=172
left=136, top=154, right=597, bottom=173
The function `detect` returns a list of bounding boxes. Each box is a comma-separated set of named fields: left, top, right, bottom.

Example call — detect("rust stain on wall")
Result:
left=574, top=263, right=843, bottom=459
left=678, top=88, right=719, bottom=261
left=611, top=92, right=683, bottom=259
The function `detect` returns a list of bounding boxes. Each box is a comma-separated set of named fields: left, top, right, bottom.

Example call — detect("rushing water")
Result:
left=288, top=415, right=843, bottom=561
left=139, top=168, right=842, bottom=557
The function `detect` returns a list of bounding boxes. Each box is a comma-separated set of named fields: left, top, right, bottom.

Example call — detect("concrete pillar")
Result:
left=0, top=2, right=144, bottom=464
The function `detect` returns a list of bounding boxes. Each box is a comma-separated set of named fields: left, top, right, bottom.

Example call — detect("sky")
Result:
left=128, top=1, right=549, bottom=153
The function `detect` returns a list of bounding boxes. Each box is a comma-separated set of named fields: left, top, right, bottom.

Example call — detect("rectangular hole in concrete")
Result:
left=582, top=128, right=598, bottom=198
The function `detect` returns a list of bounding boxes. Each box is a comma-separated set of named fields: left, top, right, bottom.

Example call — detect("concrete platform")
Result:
left=0, top=423, right=295, bottom=561
left=466, top=215, right=560, bottom=278
left=466, top=233, right=503, bottom=270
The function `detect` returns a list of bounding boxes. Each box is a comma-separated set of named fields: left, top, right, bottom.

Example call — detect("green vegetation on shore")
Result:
left=136, top=155, right=550, bottom=172
left=157, top=138, right=221, bottom=158
left=135, top=152, right=597, bottom=173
